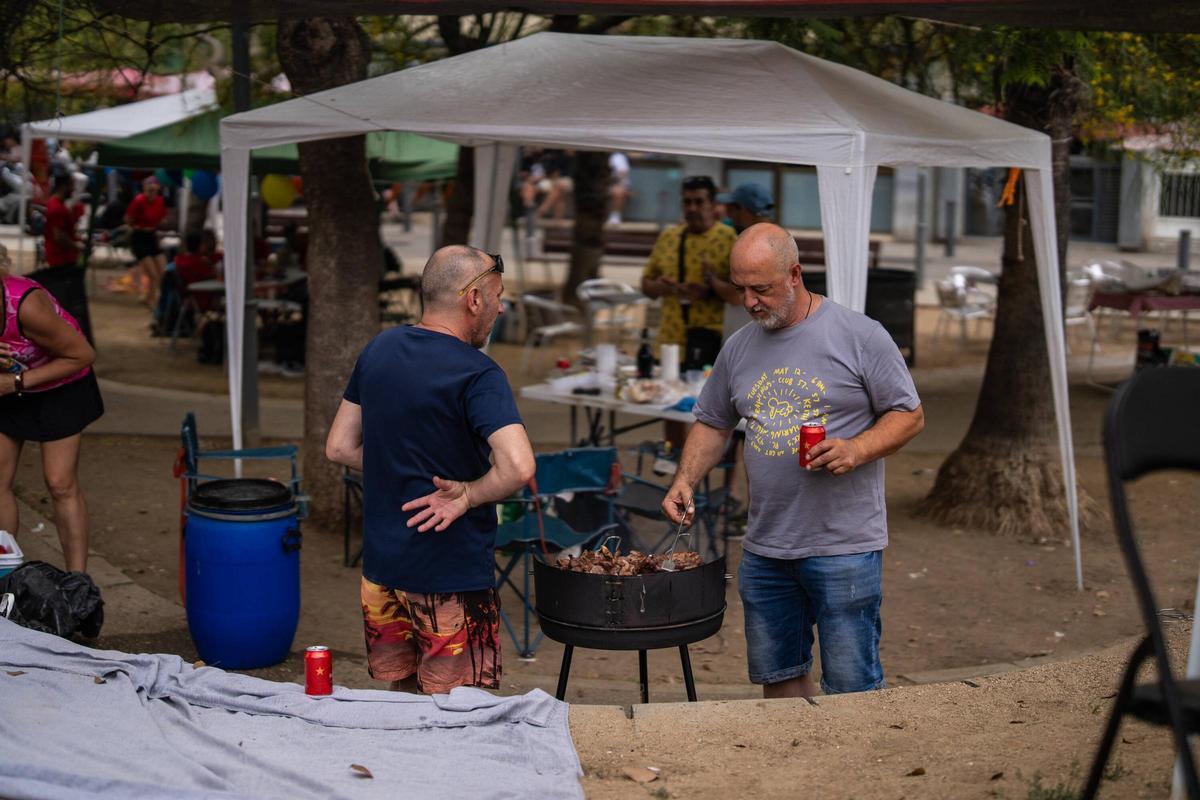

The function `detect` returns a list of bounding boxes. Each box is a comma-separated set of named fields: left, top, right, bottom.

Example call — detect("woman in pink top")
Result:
left=0, top=244, right=104, bottom=573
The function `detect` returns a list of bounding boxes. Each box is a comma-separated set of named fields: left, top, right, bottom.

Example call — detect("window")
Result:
left=780, top=169, right=822, bottom=229
left=723, top=163, right=894, bottom=233
left=1159, top=173, right=1200, bottom=219
left=625, top=161, right=683, bottom=223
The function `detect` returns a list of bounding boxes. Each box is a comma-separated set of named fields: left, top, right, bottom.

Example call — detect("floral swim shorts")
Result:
left=360, top=577, right=502, bottom=694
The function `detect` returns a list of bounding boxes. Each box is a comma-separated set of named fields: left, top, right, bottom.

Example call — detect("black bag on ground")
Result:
left=0, top=560, right=104, bottom=638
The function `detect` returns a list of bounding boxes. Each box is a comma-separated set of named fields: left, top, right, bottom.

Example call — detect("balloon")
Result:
left=290, top=175, right=303, bottom=196
left=183, top=168, right=195, bottom=180
left=261, top=173, right=296, bottom=209
left=190, top=170, right=219, bottom=201
left=153, top=167, right=181, bottom=188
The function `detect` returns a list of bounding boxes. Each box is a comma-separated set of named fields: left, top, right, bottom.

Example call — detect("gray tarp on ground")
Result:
left=0, top=618, right=583, bottom=800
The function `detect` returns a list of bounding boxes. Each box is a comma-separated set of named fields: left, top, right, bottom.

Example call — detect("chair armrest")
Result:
left=623, top=474, right=669, bottom=490
left=196, top=445, right=299, bottom=460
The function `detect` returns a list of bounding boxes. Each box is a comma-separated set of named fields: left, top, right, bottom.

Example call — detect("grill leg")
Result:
left=555, top=645, right=574, bottom=701
left=680, top=645, right=698, bottom=702
left=639, top=649, right=649, bottom=704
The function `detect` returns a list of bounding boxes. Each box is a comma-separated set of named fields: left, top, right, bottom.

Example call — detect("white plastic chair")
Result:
left=1079, top=260, right=1125, bottom=290
left=949, top=265, right=998, bottom=286
left=519, top=293, right=584, bottom=373
left=933, top=275, right=993, bottom=348
left=1064, top=272, right=1099, bottom=357
left=949, top=265, right=998, bottom=308
left=575, top=278, right=648, bottom=346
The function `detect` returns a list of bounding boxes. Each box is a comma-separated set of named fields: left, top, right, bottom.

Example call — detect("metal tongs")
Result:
left=661, top=504, right=694, bottom=572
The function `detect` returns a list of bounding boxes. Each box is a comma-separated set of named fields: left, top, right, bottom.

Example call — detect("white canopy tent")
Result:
left=17, top=87, right=217, bottom=267
left=219, top=33, right=1083, bottom=587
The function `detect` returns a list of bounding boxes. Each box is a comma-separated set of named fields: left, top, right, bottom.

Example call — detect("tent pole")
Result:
left=179, top=176, right=191, bottom=239
left=432, top=181, right=443, bottom=252
left=232, top=22, right=260, bottom=451
left=915, top=171, right=928, bottom=288
left=1026, top=167, right=1083, bottom=590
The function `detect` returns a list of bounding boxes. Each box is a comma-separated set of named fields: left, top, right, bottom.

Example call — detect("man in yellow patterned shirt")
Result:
left=641, top=176, right=737, bottom=352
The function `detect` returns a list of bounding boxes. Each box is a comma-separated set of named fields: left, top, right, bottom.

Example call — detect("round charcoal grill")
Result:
left=533, top=555, right=727, bottom=703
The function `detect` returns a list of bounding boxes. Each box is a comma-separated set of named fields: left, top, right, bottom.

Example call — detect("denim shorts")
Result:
left=738, top=548, right=884, bottom=694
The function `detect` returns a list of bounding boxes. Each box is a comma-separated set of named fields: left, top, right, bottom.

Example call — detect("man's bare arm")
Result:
left=401, top=423, right=536, bottom=533
left=707, top=272, right=741, bottom=305
left=661, top=421, right=735, bottom=525
left=807, top=406, right=924, bottom=476
left=463, top=423, right=536, bottom=508
left=641, top=275, right=678, bottom=299
left=324, top=399, right=363, bottom=471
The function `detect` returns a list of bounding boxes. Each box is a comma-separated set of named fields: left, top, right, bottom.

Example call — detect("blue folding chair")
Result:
left=611, top=441, right=736, bottom=560
left=176, top=412, right=305, bottom=510
left=495, top=447, right=621, bottom=658
left=174, top=412, right=307, bottom=600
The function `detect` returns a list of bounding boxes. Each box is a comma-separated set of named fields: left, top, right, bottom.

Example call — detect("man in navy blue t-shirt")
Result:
left=326, top=246, right=534, bottom=694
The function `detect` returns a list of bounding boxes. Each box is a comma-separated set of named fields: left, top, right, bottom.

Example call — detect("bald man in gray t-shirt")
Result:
left=664, top=223, right=924, bottom=700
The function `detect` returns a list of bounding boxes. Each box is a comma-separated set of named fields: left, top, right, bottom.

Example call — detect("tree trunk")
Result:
left=441, top=146, right=474, bottom=246
left=563, top=151, right=609, bottom=305
left=278, top=18, right=380, bottom=526
left=915, top=79, right=1101, bottom=539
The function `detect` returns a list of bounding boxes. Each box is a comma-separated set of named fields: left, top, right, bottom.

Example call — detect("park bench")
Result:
left=538, top=222, right=883, bottom=269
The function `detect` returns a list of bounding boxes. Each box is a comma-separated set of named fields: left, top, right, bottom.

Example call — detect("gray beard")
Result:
left=752, top=295, right=796, bottom=331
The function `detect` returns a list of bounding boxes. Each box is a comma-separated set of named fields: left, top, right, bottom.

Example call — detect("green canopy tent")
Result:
left=97, top=109, right=458, bottom=181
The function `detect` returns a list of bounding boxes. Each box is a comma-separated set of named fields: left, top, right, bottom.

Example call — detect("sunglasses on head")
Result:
left=457, top=253, right=504, bottom=296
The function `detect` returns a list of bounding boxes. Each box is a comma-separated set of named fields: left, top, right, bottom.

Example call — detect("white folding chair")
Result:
left=575, top=278, right=648, bottom=347
left=933, top=275, right=993, bottom=348
left=1064, top=271, right=1098, bottom=356
left=519, top=293, right=584, bottom=373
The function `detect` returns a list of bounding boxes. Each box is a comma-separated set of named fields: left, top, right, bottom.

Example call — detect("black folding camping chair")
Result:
left=1082, top=367, right=1200, bottom=800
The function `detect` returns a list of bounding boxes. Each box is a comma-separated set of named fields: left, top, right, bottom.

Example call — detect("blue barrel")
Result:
left=185, top=479, right=301, bottom=669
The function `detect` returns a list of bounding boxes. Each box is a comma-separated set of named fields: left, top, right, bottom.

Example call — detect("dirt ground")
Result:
left=572, top=625, right=1196, bottom=800
left=7, top=271, right=1200, bottom=797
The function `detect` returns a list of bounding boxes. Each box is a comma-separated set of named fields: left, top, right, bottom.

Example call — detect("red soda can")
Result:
left=800, top=422, right=826, bottom=468
left=305, top=645, right=333, bottom=695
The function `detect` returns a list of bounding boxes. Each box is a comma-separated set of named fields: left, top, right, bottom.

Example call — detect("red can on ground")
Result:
left=800, top=422, right=826, bottom=468
left=305, top=645, right=333, bottom=695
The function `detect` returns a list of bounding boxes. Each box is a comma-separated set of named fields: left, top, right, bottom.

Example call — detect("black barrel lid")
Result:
left=189, top=479, right=293, bottom=512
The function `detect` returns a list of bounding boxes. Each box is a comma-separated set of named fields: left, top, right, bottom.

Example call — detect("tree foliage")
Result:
left=0, top=0, right=228, bottom=128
